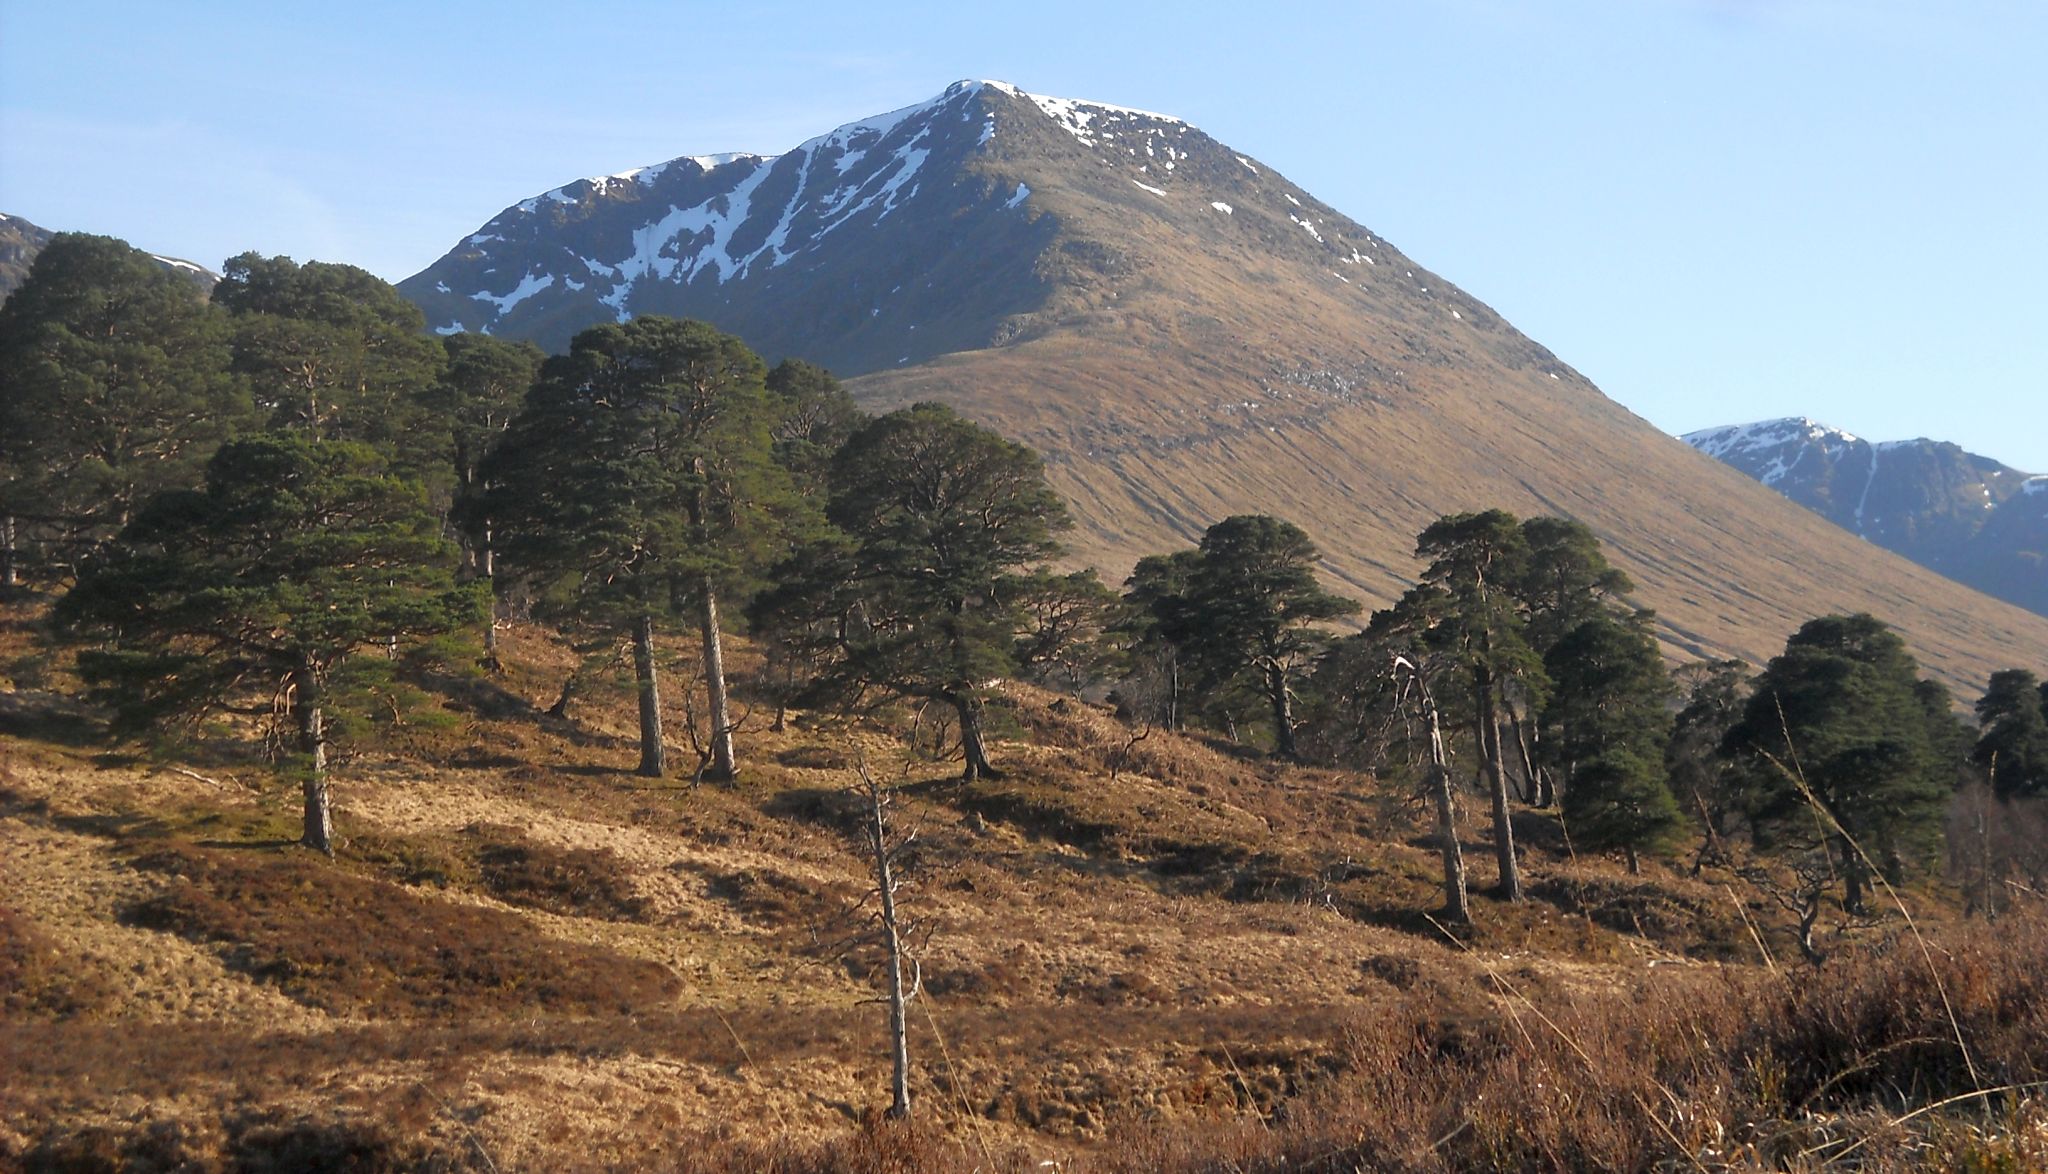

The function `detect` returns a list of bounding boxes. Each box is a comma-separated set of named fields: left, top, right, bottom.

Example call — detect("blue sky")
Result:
left=3, top=1, right=2043, bottom=472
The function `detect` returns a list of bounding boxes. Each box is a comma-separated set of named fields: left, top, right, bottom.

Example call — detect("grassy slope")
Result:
left=5, top=601, right=2047, bottom=1171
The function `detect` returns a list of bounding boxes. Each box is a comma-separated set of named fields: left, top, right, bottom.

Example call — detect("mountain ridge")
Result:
left=1684, top=417, right=2047, bottom=618
left=400, top=81, right=2048, bottom=692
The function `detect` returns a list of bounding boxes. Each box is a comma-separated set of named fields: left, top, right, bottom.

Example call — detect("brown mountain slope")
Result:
left=836, top=91, right=2048, bottom=689
left=403, top=81, right=2048, bottom=688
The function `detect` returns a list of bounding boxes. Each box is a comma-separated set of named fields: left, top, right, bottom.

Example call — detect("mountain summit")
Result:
left=402, top=82, right=2048, bottom=685
left=1685, top=418, right=2047, bottom=618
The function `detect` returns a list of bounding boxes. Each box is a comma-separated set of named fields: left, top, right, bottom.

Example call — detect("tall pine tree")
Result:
left=0, top=234, right=250, bottom=579
left=483, top=317, right=794, bottom=780
left=55, top=436, right=481, bottom=852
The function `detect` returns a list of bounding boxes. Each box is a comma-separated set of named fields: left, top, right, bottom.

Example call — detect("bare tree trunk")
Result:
left=1425, top=685, right=1470, bottom=924
left=954, top=692, right=1000, bottom=782
left=1267, top=662, right=1297, bottom=760
left=697, top=579, right=736, bottom=782
left=479, top=526, right=501, bottom=667
left=1477, top=662, right=1522, bottom=901
left=632, top=614, right=666, bottom=778
left=294, top=657, right=332, bottom=854
left=1504, top=697, right=1548, bottom=807
left=862, top=774, right=915, bottom=1120
left=1, top=514, right=17, bottom=588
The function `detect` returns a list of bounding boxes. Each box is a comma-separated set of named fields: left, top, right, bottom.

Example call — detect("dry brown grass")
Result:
left=5, top=609, right=2045, bottom=1170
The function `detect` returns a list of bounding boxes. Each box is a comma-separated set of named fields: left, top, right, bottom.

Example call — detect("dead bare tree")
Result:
left=1106, top=723, right=1153, bottom=783
left=852, top=753, right=923, bottom=1119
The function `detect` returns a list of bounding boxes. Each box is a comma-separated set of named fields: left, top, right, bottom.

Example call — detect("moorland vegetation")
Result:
left=5, top=234, right=2048, bottom=1170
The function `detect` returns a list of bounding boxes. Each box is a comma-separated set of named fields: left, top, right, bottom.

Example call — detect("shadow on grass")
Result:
left=0, top=690, right=107, bottom=748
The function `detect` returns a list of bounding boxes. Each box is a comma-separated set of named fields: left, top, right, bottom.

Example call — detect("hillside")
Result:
left=5, top=598, right=2047, bottom=1171
left=0, top=212, right=219, bottom=301
left=401, top=82, right=2048, bottom=692
left=1686, top=418, right=2048, bottom=619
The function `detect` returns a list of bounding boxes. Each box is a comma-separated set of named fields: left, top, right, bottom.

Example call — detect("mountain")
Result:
left=401, top=80, right=2048, bottom=689
left=0, top=212, right=219, bottom=300
left=0, top=212, right=55, bottom=299
left=1684, top=418, right=2047, bottom=618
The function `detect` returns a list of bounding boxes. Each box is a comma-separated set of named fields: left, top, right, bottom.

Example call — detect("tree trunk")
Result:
left=1424, top=684, right=1471, bottom=924
left=864, top=779, right=914, bottom=1120
left=1267, top=662, right=1297, bottom=760
left=954, top=693, right=1001, bottom=782
left=1476, top=661, right=1522, bottom=900
left=1838, top=836, right=1865, bottom=914
left=1626, top=843, right=1641, bottom=875
left=632, top=614, right=666, bottom=778
left=697, top=578, right=737, bottom=782
left=293, top=657, right=332, bottom=854
left=1, top=514, right=17, bottom=588
left=1506, top=701, right=1549, bottom=807
left=480, top=525, right=500, bottom=667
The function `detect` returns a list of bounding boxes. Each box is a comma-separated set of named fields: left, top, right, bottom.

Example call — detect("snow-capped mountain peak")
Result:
left=399, top=79, right=1381, bottom=361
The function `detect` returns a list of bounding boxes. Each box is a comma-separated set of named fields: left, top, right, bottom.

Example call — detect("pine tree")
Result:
left=483, top=317, right=795, bottom=780
left=55, top=436, right=482, bottom=853
left=214, top=253, right=445, bottom=476
left=1667, top=659, right=1752, bottom=857
left=1541, top=611, right=1683, bottom=872
left=1176, top=516, right=1359, bottom=760
left=1411, top=509, right=1544, bottom=900
left=1118, top=550, right=1205, bottom=730
left=823, top=403, right=1071, bottom=781
left=423, top=333, right=543, bottom=662
left=0, top=233, right=250, bottom=579
left=1973, top=669, right=2048, bottom=799
left=1722, top=614, right=1953, bottom=911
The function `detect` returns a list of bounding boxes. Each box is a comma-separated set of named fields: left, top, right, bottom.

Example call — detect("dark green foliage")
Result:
left=1722, top=614, right=1953, bottom=907
left=1974, top=668, right=2048, bottom=798
left=1180, top=516, right=1358, bottom=759
left=56, top=436, right=480, bottom=731
left=1004, top=567, right=1126, bottom=691
left=1542, top=611, right=1683, bottom=869
left=485, top=317, right=790, bottom=623
left=1516, top=515, right=1634, bottom=655
left=765, top=358, right=866, bottom=498
left=214, top=253, right=445, bottom=475
left=0, top=233, right=250, bottom=576
left=483, top=316, right=799, bottom=777
left=818, top=402, right=1071, bottom=779
left=1666, top=659, right=1752, bottom=847
left=423, top=332, right=543, bottom=498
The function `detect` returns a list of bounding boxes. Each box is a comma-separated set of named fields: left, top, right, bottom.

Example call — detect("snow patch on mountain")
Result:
left=474, top=270, right=554, bottom=315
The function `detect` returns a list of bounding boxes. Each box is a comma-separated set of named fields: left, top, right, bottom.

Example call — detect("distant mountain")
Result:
left=0, top=212, right=219, bottom=300
left=401, top=80, right=2048, bottom=687
left=1685, top=419, right=2047, bottom=619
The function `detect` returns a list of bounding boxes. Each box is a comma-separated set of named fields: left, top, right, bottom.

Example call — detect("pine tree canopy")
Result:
left=54, top=435, right=482, bottom=731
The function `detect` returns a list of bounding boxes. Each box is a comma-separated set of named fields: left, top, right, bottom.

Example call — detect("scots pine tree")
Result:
left=823, top=403, right=1070, bottom=781
left=1973, top=669, right=2048, bottom=799
left=0, top=233, right=249, bottom=579
left=55, top=436, right=481, bottom=853
left=1541, top=610, right=1683, bottom=872
left=1722, top=614, right=1952, bottom=911
left=483, top=317, right=793, bottom=780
